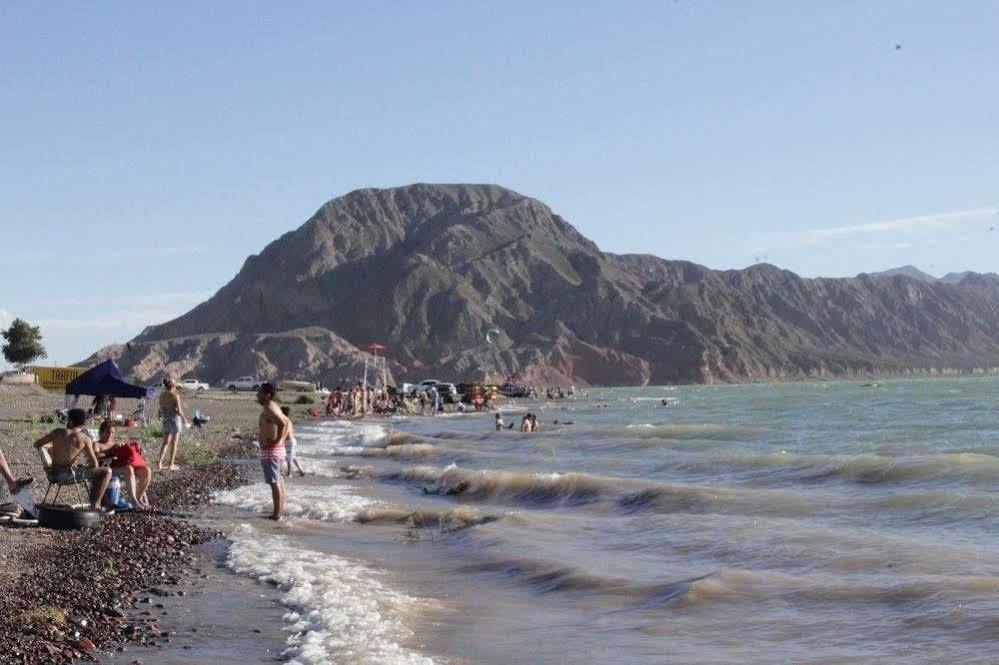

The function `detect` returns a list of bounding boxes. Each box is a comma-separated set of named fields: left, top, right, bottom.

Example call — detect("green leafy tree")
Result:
left=2, top=318, right=47, bottom=370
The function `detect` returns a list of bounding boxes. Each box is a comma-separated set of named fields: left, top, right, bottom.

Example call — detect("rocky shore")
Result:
left=0, top=383, right=267, bottom=664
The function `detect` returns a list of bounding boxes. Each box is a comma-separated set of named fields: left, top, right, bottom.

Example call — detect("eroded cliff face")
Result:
left=87, top=184, right=999, bottom=386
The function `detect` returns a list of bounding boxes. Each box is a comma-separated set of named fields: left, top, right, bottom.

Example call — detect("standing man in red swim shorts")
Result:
left=256, top=383, right=290, bottom=520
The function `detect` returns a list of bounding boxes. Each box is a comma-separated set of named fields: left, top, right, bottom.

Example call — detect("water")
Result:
left=213, top=379, right=999, bottom=664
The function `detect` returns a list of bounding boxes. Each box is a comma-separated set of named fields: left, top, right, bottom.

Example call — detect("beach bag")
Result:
left=112, top=441, right=146, bottom=468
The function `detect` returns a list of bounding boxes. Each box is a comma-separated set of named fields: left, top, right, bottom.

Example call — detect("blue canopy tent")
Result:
left=63, top=359, right=152, bottom=422
left=64, top=360, right=151, bottom=399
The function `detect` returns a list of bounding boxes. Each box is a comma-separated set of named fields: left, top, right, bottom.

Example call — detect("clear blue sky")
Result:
left=2, top=1, right=997, bottom=366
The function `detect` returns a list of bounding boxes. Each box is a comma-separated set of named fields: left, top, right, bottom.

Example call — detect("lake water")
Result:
left=213, top=378, right=999, bottom=664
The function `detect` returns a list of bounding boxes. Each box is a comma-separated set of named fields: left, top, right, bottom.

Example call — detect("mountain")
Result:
left=88, top=184, right=999, bottom=386
left=864, top=266, right=999, bottom=288
left=865, top=265, right=937, bottom=282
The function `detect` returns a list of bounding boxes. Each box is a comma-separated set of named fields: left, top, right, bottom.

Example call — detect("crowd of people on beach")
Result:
left=0, top=373, right=568, bottom=522
left=323, top=383, right=417, bottom=417
left=322, top=383, right=492, bottom=417
left=542, top=385, right=577, bottom=400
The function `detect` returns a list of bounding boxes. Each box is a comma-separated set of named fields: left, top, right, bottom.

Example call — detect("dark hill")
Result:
left=89, top=184, right=999, bottom=385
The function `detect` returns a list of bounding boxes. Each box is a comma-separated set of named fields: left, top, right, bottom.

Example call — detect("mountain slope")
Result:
left=91, top=184, right=999, bottom=385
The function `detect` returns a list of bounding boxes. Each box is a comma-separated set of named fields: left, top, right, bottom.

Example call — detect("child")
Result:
left=280, top=406, right=306, bottom=477
left=495, top=413, right=505, bottom=431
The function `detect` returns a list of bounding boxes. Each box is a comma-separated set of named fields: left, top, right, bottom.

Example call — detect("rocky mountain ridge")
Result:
left=88, top=184, right=999, bottom=386
left=865, top=265, right=999, bottom=286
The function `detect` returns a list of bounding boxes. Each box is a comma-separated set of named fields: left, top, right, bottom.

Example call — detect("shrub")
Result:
left=295, top=394, right=315, bottom=405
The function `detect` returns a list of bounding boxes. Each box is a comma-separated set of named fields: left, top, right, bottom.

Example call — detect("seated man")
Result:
left=0, top=445, right=32, bottom=496
left=34, top=408, right=111, bottom=510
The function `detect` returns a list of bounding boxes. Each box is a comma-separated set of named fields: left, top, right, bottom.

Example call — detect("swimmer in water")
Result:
left=495, top=413, right=505, bottom=431
left=520, top=414, right=533, bottom=432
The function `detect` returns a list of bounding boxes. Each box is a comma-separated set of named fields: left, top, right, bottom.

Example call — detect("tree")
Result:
left=2, top=318, right=47, bottom=370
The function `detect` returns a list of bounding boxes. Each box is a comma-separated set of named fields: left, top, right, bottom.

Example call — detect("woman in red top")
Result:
left=95, top=420, right=152, bottom=509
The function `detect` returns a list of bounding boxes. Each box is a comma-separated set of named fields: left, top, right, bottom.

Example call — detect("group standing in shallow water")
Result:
left=493, top=412, right=540, bottom=432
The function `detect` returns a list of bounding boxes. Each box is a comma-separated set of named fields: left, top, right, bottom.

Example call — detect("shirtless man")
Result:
left=520, top=413, right=533, bottom=432
left=495, top=413, right=505, bottom=431
left=33, top=408, right=111, bottom=509
left=256, top=383, right=290, bottom=520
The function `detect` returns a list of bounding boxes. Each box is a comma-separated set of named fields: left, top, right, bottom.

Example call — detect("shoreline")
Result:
left=0, top=456, right=259, bottom=664
left=0, top=384, right=268, bottom=665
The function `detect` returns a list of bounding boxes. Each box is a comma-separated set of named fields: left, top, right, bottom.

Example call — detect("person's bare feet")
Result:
left=298, top=471, right=306, bottom=477
left=267, top=514, right=282, bottom=521
left=169, top=464, right=181, bottom=471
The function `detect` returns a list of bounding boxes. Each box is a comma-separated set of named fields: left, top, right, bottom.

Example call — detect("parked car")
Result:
left=224, top=376, right=261, bottom=392
left=498, top=382, right=531, bottom=398
left=177, top=378, right=210, bottom=392
left=405, top=379, right=441, bottom=396
left=436, top=382, right=459, bottom=403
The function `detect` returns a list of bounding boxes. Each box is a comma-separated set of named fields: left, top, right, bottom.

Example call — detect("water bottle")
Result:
left=104, top=475, right=121, bottom=509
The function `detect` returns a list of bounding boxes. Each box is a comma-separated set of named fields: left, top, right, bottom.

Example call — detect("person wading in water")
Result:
left=256, top=383, right=290, bottom=520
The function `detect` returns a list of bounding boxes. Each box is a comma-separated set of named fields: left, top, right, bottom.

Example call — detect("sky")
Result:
left=2, top=1, right=997, bottom=366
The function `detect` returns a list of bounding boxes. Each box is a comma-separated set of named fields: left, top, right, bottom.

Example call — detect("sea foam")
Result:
left=214, top=482, right=377, bottom=522
left=227, top=523, right=436, bottom=664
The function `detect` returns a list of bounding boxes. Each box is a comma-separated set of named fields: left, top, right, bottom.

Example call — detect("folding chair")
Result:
left=37, top=448, right=89, bottom=507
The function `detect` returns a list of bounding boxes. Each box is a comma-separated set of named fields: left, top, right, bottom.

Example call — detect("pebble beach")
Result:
left=0, top=383, right=269, bottom=664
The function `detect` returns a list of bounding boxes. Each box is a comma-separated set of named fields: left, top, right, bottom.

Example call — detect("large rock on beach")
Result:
left=87, top=183, right=999, bottom=385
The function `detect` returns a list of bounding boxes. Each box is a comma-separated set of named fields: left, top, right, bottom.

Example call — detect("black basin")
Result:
left=38, top=504, right=102, bottom=530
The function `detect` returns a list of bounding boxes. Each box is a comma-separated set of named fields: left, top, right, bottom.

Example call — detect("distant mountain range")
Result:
left=87, top=185, right=999, bottom=386
left=865, top=265, right=999, bottom=286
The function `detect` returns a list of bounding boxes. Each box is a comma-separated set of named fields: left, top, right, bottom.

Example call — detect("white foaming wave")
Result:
left=214, top=482, right=377, bottom=522
left=227, top=524, right=436, bottom=665
left=316, top=443, right=441, bottom=462
left=299, top=420, right=391, bottom=449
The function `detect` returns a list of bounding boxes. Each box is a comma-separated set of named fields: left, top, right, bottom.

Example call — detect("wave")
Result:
left=455, top=551, right=712, bottom=605
left=800, top=452, right=999, bottom=485
left=591, top=422, right=767, bottom=443
left=356, top=505, right=502, bottom=531
left=227, top=524, right=436, bottom=664
left=656, top=450, right=999, bottom=487
left=299, top=421, right=392, bottom=449
left=381, top=464, right=817, bottom=517
left=682, top=568, right=999, bottom=607
left=458, top=550, right=999, bottom=610
left=384, top=464, right=620, bottom=507
left=379, top=460, right=998, bottom=527
left=319, top=443, right=441, bottom=461
left=214, top=483, right=377, bottom=522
